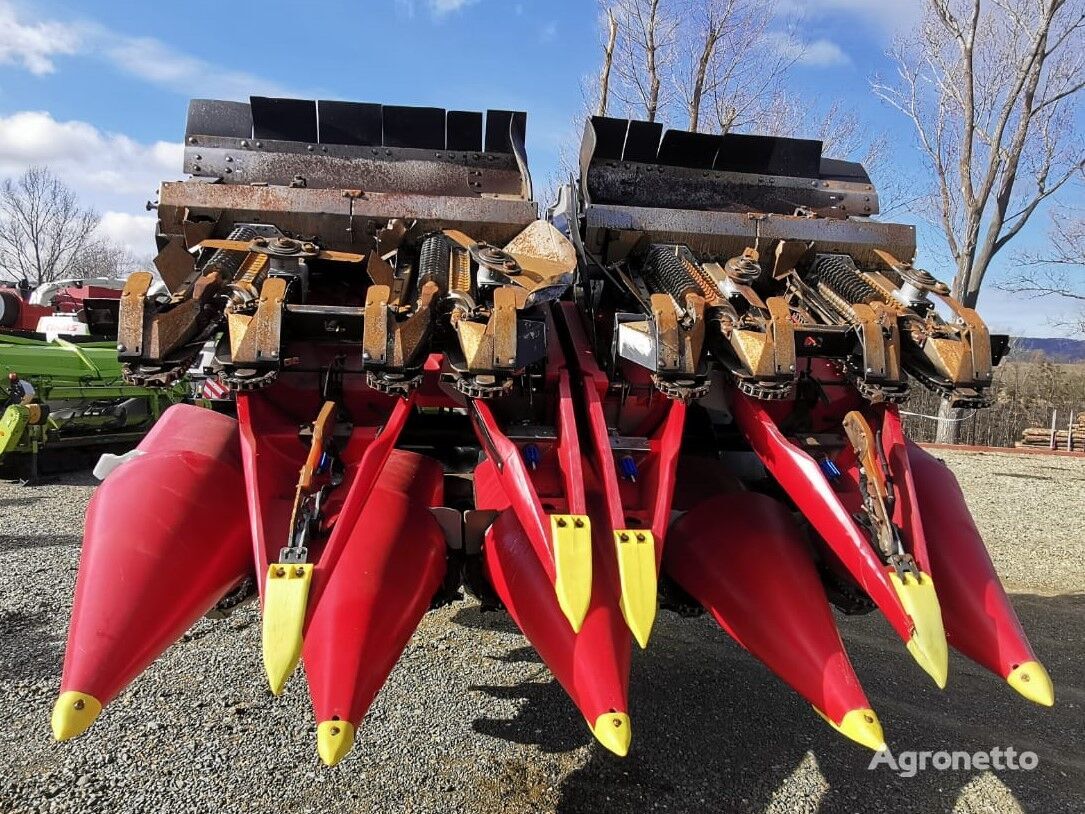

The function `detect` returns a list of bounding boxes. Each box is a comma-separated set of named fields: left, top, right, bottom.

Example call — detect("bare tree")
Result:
left=609, top=0, right=681, bottom=122
left=0, top=166, right=100, bottom=286
left=1001, top=207, right=1085, bottom=332
left=872, top=0, right=1085, bottom=310
left=873, top=0, right=1085, bottom=442
left=598, top=7, right=619, bottom=116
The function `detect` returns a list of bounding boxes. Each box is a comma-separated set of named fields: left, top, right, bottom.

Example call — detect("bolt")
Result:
left=276, top=567, right=286, bottom=577
left=188, top=136, right=198, bottom=145
left=556, top=518, right=568, bottom=528
left=194, top=154, right=202, bottom=161
left=255, top=141, right=263, bottom=148
left=619, top=532, right=629, bottom=542
left=276, top=237, right=293, bottom=248
left=330, top=726, right=340, bottom=735
left=307, top=145, right=314, bottom=151
left=225, top=155, right=233, bottom=163
left=574, top=518, right=584, bottom=528
left=73, top=699, right=85, bottom=711
left=240, top=139, right=249, bottom=148
left=253, top=237, right=268, bottom=247
left=635, top=533, right=645, bottom=542
left=295, top=566, right=305, bottom=576
left=302, top=243, right=317, bottom=253
left=117, top=344, right=127, bottom=352
left=612, top=718, right=622, bottom=728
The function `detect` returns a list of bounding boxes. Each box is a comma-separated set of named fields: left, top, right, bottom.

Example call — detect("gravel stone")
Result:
left=0, top=454, right=1081, bottom=814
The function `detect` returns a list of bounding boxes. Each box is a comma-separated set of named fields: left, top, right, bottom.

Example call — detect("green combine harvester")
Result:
left=0, top=325, right=185, bottom=480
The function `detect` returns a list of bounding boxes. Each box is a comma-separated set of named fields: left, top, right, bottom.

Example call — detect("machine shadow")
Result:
left=462, top=593, right=1083, bottom=814
left=0, top=607, right=66, bottom=681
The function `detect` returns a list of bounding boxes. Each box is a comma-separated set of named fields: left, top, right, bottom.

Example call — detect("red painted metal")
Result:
left=236, top=385, right=416, bottom=606
left=730, top=389, right=914, bottom=643
left=906, top=441, right=1039, bottom=679
left=664, top=492, right=872, bottom=725
left=558, top=302, right=686, bottom=564
left=483, top=508, right=630, bottom=726
left=304, top=450, right=446, bottom=728
left=59, top=404, right=251, bottom=706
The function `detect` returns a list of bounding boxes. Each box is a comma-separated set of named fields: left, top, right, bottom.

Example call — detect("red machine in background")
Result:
left=52, top=98, right=1050, bottom=770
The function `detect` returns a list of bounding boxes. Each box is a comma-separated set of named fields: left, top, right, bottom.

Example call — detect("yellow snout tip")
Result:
left=317, top=719, right=356, bottom=766
left=51, top=691, right=102, bottom=741
left=1007, top=661, right=1054, bottom=707
left=590, top=712, right=631, bottom=757
left=816, top=706, right=887, bottom=752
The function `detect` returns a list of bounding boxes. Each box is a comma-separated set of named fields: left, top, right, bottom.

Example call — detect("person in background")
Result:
left=5, top=371, right=35, bottom=407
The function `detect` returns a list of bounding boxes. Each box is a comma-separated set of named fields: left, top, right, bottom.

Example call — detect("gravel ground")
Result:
left=1, top=450, right=1082, bottom=814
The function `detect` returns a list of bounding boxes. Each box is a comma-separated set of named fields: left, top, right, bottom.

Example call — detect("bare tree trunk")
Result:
left=688, top=17, right=719, bottom=132
left=645, top=0, right=662, bottom=121
left=598, top=8, right=618, bottom=117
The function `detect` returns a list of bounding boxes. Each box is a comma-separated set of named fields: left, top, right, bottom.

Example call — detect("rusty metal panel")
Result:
left=584, top=204, right=915, bottom=265
left=183, top=136, right=525, bottom=197
left=584, top=162, right=878, bottom=215
left=158, top=181, right=538, bottom=252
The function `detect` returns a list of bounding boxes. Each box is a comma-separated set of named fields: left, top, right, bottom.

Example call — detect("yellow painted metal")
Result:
left=550, top=514, right=592, bottom=633
left=1006, top=660, right=1054, bottom=707
left=815, top=706, right=887, bottom=752
left=261, top=563, right=314, bottom=695
left=890, top=570, right=949, bottom=689
left=317, top=720, right=356, bottom=766
left=590, top=712, right=631, bottom=757
left=614, top=529, right=657, bottom=649
left=51, top=691, right=102, bottom=741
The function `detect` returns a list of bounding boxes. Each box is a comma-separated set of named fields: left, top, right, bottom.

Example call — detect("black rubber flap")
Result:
left=588, top=116, right=629, bottom=161
left=318, top=100, right=382, bottom=146
left=251, top=97, right=318, bottom=143
left=383, top=105, right=446, bottom=150
left=657, top=130, right=722, bottom=169
left=186, top=100, right=252, bottom=139
left=622, top=120, right=663, bottom=163
left=819, top=157, right=871, bottom=184
left=715, top=133, right=822, bottom=178
left=447, top=110, right=483, bottom=151
left=485, top=110, right=527, bottom=153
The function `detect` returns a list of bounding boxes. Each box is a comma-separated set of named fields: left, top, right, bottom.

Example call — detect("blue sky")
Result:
left=0, top=0, right=1078, bottom=335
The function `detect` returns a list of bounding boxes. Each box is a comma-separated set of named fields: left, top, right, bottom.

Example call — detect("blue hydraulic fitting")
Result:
left=522, top=443, right=541, bottom=471
left=618, top=455, right=639, bottom=482
left=819, top=457, right=842, bottom=481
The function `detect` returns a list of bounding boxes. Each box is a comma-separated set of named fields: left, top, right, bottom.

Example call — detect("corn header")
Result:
left=53, top=99, right=1050, bottom=767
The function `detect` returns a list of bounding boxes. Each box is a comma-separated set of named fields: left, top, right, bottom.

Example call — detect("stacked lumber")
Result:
left=1017, top=414, right=1085, bottom=451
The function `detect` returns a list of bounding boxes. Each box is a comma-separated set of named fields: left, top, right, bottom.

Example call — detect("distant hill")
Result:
left=1007, top=337, right=1085, bottom=363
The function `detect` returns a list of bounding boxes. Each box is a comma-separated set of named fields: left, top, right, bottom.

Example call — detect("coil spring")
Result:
left=417, top=234, right=451, bottom=293
left=645, top=246, right=703, bottom=301
left=205, top=226, right=258, bottom=279
left=813, top=254, right=882, bottom=306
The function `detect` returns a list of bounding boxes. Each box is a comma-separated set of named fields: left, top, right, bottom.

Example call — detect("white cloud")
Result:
left=100, top=34, right=302, bottom=100
left=0, top=1, right=304, bottom=100
left=778, top=0, right=921, bottom=33
left=0, top=1, right=80, bottom=74
left=395, top=0, right=480, bottom=18
left=539, top=21, right=558, bottom=43
left=765, top=32, right=850, bottom=68
left=0, top=111, right=182, bottom=211
left=98, top=211, right=157, bottom=257
left=430, top=0, right=478, bottom=15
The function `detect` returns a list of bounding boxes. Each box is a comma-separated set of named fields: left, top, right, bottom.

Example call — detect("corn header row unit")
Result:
left=53, top=97, right=1050, bottom=768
